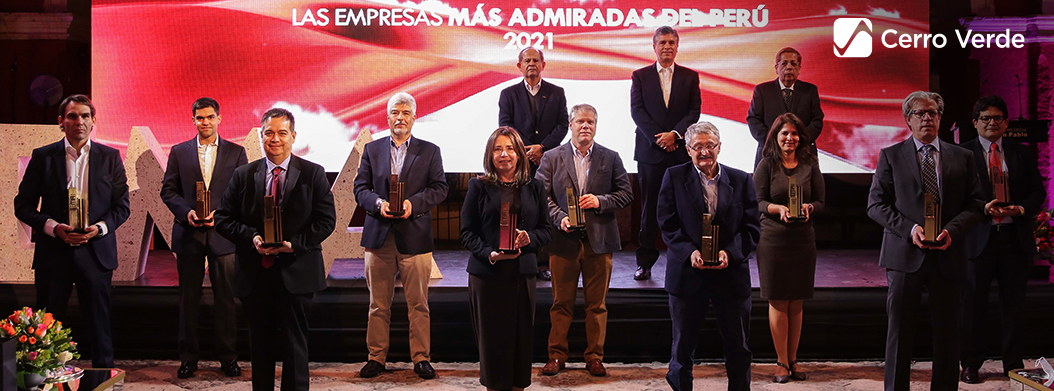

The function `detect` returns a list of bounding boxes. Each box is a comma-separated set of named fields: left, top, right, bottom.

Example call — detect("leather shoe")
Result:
left=586, top=359, right=607, bottom=377
left=774, top=362, right=791, bottom=383
left=360, top=360, right=386, bottom=378
left=633, top=266, right=651, bottom=280
left=538, top=270, right=551, bottom=281
left=961, top=367, right=980, bottom=384
left=541, top=358, right=565, bottom=376
left=221, top=360, right=241, bottom=377
left=414, top=361, right=436, bottom=379
left=177, top=361, right=197, bottom=379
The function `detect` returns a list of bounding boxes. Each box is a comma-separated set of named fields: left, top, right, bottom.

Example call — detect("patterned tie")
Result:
left=989, top=143, right=1004, bottom=223
left=782, top=88, right=793, bottom=112
left=921, top=145, right=940, bottom=205
left=262, top=166, right=283, bottom=269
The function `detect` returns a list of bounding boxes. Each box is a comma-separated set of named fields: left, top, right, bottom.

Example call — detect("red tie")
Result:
left=262, top=166, right=283, bottom=269
left=989, top=144, right=1004, bottom=223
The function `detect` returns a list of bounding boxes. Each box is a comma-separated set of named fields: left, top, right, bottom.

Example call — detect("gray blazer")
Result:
left=535, top=142, right=633, bottom=259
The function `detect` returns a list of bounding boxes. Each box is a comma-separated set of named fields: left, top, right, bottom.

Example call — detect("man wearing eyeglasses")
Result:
left=658, top=121, right=759, bottom=391
left=958, top=95, right=1045, bottom=384
left=160, top=97, right=248, bottom=379
left=867, top=91, right=985, bottom=391
left=746, top=47, right=824, bottom=168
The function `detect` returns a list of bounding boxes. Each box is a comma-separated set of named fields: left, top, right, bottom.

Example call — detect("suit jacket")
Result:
left=746, top=79, right=824, bottom=165
left=354, top=136, right=448, bottom=255
left=160, top=137, right=248, bottom=256
left=498, top=79, right=569, bottom=150
left=534, top=142, right=633, bottom=259
left=657, top=162, right=760, bottom=298
left=866, top=138, right=985, bottom=279
left=460, top=178, right=552, bottom=276
left=630, top=63, right=700, bottom=165
left=14, top=140, right=130, bottom=270
left=961, top=138, right=1045, bottom=258
left=214, top=155, right=336, bottom=297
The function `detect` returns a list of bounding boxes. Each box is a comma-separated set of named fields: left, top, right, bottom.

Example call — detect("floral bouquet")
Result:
left=1037, top=208, right=1054, bottom=257
left=0, top=307, right=79, bottom=388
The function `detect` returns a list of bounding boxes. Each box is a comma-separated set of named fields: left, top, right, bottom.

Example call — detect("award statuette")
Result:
left=566, top=187, right=584, bottom=229
left=67, top=188, right=88, bottom=233
left=991, top=169, right=1011, bottom=207
left=922, top=193, right=943, bottom=246
left=194, top=181, right=213, bottom=224
left=498, top=201, right=519, bottom=253
left=261, top=195, right=283, bottom=248
left=700, top=213, right=720, bottom=266
left=787, top=177, right=806, bottom=221
left=388, top=174, right=405, bottom=215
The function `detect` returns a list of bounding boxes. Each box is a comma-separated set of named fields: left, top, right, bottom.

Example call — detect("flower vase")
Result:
left=16, top=370, right=46, bottom=391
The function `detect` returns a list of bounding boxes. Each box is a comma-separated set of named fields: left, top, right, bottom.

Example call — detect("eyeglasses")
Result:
left=977, top=115, right=1006, bottom=124
left=909, top=110, right=940, bottom=120
left=688, top=143, right=719, bottom=152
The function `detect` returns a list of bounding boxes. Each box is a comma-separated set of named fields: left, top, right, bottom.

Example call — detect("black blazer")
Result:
left=160, top=137, right=248, bottom=256
left=867, top=138, right=986, bottom=279
left=14, top=140, right=130, bottom=270
left=460, top=178, right=552, bottom=276
left=498, top=79, right=569, bottom=150
left=657, top=162, right=760, bottom=298
left=353, top=136, right=448, bottom=255
left=961, top=138, right=1046, bottom=258
left=535, top=142, right=633, bottom=258
left=214, top=155, right=336, bottom=297
left=746, top=79, right=824, bottom=165
left=630, top=63, right=700, bottom=165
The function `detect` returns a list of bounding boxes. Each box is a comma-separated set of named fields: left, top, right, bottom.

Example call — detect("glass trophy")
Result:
left=700, top=213, right=720, bottom=266
left=566, top=187, right=584, bottom=229
left=261, top=195, right=283, bottom=248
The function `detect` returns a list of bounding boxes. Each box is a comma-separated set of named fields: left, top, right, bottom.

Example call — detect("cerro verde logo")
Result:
left=833, top=18, right=872, bottom=58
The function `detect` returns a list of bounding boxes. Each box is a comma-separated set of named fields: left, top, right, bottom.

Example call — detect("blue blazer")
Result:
left=630, top=63, right=700, bottom=165
left=498, top=79, right=569, bottom=150
left=657, top=162, right=759, bottom=298
left=214, top=155, right=335, bottom=296
left=14, top=140, right=130, bottom=271
left=160, top=137, right=248, bottom=256
left=961, top=138, right=1046, bottom=258
left=460, top=178, right=552, bottom=276
left=354, top=136, right=448, bottom=255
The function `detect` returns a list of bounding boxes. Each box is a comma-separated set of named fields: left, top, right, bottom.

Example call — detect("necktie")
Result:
left=782, top=88, right=793, bottom=112
left=262, top=166, right=283, bottom=269
left=921, top=145, right=940, bottom=205
left=989, top=143, right=1004, bottom=223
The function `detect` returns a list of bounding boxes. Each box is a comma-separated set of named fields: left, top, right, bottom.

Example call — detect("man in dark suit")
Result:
left=746, top=47, right=824, bottom=168
left=354, top=92, right=448, bottom=379
left=631, top=25, right=701, bottom=280
left=535, top=104, right=633, bottom=377
left=214, top=108, right=335, bottom=391
left=498, top=47, right=569, bottom=281
left=867, top=91, right=985, bottom=391
left=160, top=97, right=248, bottom=378
left=14, top=94, right=130, bottom=368
left=658, top=122, right=759, bottom=391
left=958, top=95, right=1046, bottom=383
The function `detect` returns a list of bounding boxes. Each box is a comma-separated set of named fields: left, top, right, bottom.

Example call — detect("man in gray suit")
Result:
left=867, top=91, right=985, bottom=391
left=535, top=104, right=633, bottom=377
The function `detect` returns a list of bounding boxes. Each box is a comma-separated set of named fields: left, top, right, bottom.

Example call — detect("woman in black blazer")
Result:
left=460, top=126, right=551, bottom=391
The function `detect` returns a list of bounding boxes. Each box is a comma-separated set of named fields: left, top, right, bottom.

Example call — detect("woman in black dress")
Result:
left=460, top=126, right=551, bottom=391
left=753, top=113, right=825, bottom=383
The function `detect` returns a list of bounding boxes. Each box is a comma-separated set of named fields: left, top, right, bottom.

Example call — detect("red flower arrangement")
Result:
left=1036, top=208, right=1054, bottom=255
left=0, top=307, right=80, bottom=380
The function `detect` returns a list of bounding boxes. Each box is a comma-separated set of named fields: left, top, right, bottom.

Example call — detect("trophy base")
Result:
left=921, top=239, right=945, bottom=247
left=261, top=241, right=284, bottom=248
left=993, top=201, right=1012, bottom=208
left=497, top=248, right=519, bottom=254
left=69, top=228, right=88, bottom=234
left=787, top=216, right=807, bottom=221
left=701, top=260, right=721, bottom=267
left=192, top=218, right=213, bottom=224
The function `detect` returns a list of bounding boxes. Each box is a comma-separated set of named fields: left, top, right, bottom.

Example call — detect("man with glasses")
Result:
left=161, top=97, right=248, bottom=378
left=958, top=95, right=1045, bottom=384
left=867, top=91, right=985, bottom=391
left=658, top=121, right=759, bottom=391
left=747, top=47, right=824, bottom=168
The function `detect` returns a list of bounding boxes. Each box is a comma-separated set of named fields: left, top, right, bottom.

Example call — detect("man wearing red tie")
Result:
left=215, top=108, right=336, bottom=391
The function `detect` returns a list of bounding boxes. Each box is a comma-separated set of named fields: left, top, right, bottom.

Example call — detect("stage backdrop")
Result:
left=93, top=0, right=928, bottom=173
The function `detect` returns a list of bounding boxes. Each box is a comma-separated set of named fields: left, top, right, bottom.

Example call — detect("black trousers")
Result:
left=176, top=251, right=238, bottom=363
left=636, top=161, right=675, bottom=269
left=667, top=290, right=752, bottom=391
left=34, top=246, right=114, bottom=368
left=961, top=225, right=1028, bottom=373
left=885, top=256, right=961, bottom=391
left=245, top=266, right=313, bottom=391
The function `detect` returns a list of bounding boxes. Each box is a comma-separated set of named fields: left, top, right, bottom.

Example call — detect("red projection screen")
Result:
left=92, top=1, right=928, bottom=173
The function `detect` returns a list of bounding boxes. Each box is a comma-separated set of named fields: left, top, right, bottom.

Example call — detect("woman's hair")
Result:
left=478, top=126, right=532, bottom=186
left=762, top=113, right=815, bottom=166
